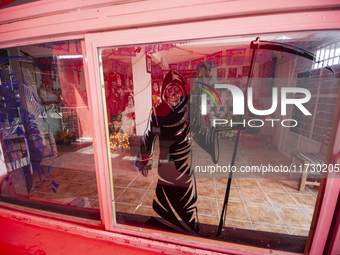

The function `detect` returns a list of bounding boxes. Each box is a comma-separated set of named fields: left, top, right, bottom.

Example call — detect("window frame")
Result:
left=0, top=4, right=339, bottom=254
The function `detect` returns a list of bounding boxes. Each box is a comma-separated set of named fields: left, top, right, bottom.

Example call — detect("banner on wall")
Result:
left=145, top=44, right=177, bottom=54
left=34, top=42, right=70, bottom=52
left=191, top=58, right=205, bottom=71
left=178, top=61, right=189, bottom=71
left=112, top=47, right=136, bottom=57
left=225, top=48, right=246, bottom=65
left=112, top=59, right=129, bottom=75
left=169, top=63, right=178, bottom=70
left=206, top=51, right=223, bottom=67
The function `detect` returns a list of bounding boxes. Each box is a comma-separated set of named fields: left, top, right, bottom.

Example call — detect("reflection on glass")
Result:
left=101, top=31, right=340, bottom=252
left=0, top=41, right=99, bottom=220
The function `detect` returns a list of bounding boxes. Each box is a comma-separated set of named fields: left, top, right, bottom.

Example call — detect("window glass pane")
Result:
left=335, top=47, right=340, bottom=56
left=330, top=45, right=335, bottom=58
left=324, top=47, right=330, bottom=60
left=0, top=40, right=99, bottom=220
left=99, top=31, right=340, bottom=252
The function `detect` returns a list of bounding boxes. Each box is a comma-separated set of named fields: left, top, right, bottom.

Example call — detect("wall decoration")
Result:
left=112, top=59, right=129, bottom=75
left=169, top=63, right=177, bottom=70
left=178, top=61, right=189, bottom=71
left=157, top=44, right=176, bottom=52
left=20, top=61, right=37, bottom=85
left=151, top=65, right=163, bottom=77
left=146, top=55, right=152, bottom=73
left=227, top=67, right=237, bottom=78
left=206, top=51, right=222, bottom=66
left=145, top=45, right=158, bottom=55
left=152, top=80, right=161, bottom=105
left=34, top=41, right=69, bottom=52
left=254, top=49, right=273, bottom=63
left=191, top=58, right=205, bottom=71
left=242, top=66, right=250, bottom=76
left=112, top=47, right=136, bottom=57
left=226, top=48, right=246, bottom=65
left=146, top=44, right=177, bottom=55
left=218, top=67, right=226, bottom=78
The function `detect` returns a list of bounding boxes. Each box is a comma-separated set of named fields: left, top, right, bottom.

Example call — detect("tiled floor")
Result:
left=34, top=138, right=318, bottom=237
left=31, top=143, right=98, bottom=208
left=112, top=138, right=318, bottom=237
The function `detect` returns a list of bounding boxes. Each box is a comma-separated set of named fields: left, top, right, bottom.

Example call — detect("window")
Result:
left=97, top=31, right=340, bottom=253
left=0, top=40, right=100, bottom=220
left=313, top=43, right=340, bottom=69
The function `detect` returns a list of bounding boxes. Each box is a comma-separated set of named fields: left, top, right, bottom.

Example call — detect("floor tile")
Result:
left=279, top=181, right=313, bottom=195
left=214, top=178, right=236, bottom=187
left=139, top=190, right=156, bottom=207
left=129, top=176, right=153, bottom=189
left=266, top=192, right=299, bottom=208
left=50, top=169, right=69, bottom=180
left=196, top=197, right=219, bottom=216
left=113, top=176, right=136, bottom=188
left=236, top=178, right=262, bottom=190
left=88, top=199, right=99, bottom=209
left=197, top=184, right=216, bottom=198
left=148, top=179, right=158, bottom=190
left=73, top=172, right=97, bottom=184
left=257, top=179, right=287, bottom=192
left=304, top=208, right=315, bottom=219
left=198, top=215, right=220, bottom=226
left=113, top=187, right=126, bottom=200
left=246, top=204, right=283, bottom=225
left=74, top=184, right=98, bottom=200
left=253, top=223, right=289, bottom=234
left=290, top=194, right=317, bottom=209
left=116, top=188, right=146, bottom=205
left=306, top=185, right=319, bottom=196
left=276, top=207, right=311, bottom=229
left=287, top=227, right=310, bottom=236
left=56, top=182, right=89, bottom=197
left=134, top=206, right=158, bottom=217
left=216, top=187, right=242, bottom=202
left=196, top=177, right=215, bottom=186
left=224, top=219, right=253, bottom=230
left=115, top=202, right=136, bottom=214
left=58, top=171, right=83, bottom=182
left=219, top=201, right=250, bottom=221
left=240, top=189, right=270, bottom=205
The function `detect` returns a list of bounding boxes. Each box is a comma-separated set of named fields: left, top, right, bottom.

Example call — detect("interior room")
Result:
left=98, top=31, right=339, bottom=241
left=0, top=40, right=99, bottom=218
left=0, top=30, right=339, bottom=250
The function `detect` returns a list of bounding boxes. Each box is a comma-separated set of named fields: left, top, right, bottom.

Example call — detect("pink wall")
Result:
left=58, top=58, right=92, bottom=138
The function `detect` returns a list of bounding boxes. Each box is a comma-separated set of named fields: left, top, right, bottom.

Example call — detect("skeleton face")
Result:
left=164, top=84, right=183, bottom=106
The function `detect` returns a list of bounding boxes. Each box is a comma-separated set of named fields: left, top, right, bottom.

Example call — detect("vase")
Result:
left=56, top=140, right=64, bottom=145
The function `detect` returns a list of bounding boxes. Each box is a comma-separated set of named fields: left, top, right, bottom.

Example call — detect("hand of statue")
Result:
left=141, top=165, right=151, bottom=177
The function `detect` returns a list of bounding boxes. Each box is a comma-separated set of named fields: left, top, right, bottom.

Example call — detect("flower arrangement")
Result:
left=55, top=130, right=73, bottom=145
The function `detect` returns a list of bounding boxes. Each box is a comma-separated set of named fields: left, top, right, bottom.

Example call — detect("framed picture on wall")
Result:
left=146, top=55, right=152, bottom=73
left=218, top=67, right=226, bottom=78
left=31, top=133, right=58, bottom=160
left=242, top=66, right=250, bottom=76
left=228, top=68, right=237, bottom=78
left=20, top=61, right=37, bottom=85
